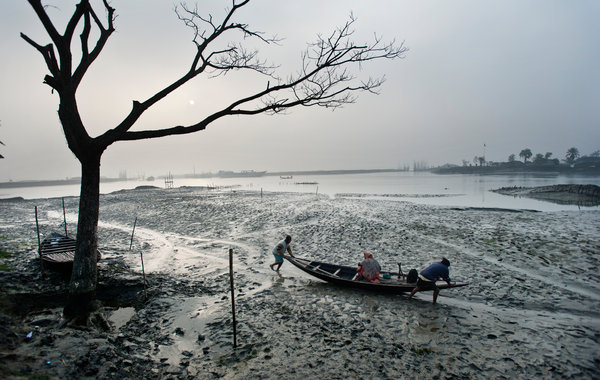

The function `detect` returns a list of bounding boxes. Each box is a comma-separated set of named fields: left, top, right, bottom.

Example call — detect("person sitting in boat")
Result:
left=356, top=251, right=381, bottom=283
left=408, top=257, right=453, bottom=304
left=270, top=235, right=295, bottom=271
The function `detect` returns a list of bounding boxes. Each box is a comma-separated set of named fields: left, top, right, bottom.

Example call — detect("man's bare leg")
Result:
left=408, top=287, right=419, bottom=300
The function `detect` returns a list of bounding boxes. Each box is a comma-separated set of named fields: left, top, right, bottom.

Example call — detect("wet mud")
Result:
left=1, top=187, right=599, bottom=378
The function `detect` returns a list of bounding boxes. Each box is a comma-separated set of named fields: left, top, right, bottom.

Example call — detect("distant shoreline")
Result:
left=0, top=169, right=405, bottom=189
left=2, top=166, right=599, bottom=190
left=0, top=177, right=125, bottom=189
left=432, top=165, right=600, bottom=176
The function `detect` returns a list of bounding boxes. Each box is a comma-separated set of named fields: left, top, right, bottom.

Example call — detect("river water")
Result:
left=2, top=171, right=599, bottom=211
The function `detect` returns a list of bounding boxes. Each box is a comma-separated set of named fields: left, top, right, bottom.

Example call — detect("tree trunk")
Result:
left=64, top=155, right=101, bottom=323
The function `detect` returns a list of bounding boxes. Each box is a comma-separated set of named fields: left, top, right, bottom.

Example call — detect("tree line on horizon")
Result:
left=467, top=147, right=599, bottom=167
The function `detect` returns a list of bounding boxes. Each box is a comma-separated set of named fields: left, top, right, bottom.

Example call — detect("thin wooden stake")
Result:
left=140, top=249, right=147, bottom=300
left=34, top=206, right=44, bottom=278
left=229, top=248, right=238, bottom=348
left=62, top=197, right=68, bottom=236
left=129, top=217, right=137, bottom=250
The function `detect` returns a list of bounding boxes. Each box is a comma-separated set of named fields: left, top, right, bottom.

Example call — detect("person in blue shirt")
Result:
left=408, top=257, right=453, bottom=304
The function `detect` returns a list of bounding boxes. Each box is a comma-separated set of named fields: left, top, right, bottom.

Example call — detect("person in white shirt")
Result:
left=270, top=235, right=294, bottom=271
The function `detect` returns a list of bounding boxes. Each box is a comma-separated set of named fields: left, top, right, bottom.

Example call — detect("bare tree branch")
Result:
left=22, top=0, right=115, bottom=92
left=72, top=0, right=115, bottom=86
left=100, top=0, right=278, bottom=143
left=115, top=11, right=405, bottom=142
left=25, top=0, right=406, bottom=149
left=20, top=33, right=60, bottom=89
left=25, top=0, right=62, bottom=45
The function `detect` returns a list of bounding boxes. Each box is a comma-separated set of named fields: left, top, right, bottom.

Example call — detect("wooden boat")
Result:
left=286, top=256, right=467, bottom=294
left=39, top=232, right=101, bottom=271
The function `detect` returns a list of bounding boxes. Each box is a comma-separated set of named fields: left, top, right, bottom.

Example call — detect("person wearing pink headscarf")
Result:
left=356, top=251, right=381, bottom=283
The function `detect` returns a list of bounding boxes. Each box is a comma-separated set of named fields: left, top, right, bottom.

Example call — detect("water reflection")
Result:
left=1, top=171, right=599, bottom=211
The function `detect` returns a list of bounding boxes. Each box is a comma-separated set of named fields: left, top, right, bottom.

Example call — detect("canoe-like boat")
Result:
left=286, top=256, right=467, bottom=294
left=39, top=232, right=101, bottom=271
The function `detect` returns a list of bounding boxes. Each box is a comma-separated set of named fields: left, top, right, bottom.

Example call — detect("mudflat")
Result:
left=492, top=184, right=600, bottom=206
left=1, top=187, right=599, bottom=378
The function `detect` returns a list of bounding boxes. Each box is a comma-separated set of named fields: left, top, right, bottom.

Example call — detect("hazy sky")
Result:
left=1, top=1, right=599, bottom=181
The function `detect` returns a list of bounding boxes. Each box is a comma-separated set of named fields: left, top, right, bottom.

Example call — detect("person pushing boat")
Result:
left=270, top=235, right=295, bottom=271
left=408, top=257, right=454, bottom=304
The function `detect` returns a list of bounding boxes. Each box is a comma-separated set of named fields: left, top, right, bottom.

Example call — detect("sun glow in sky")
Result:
left=0, top=0, right=599, bottom=181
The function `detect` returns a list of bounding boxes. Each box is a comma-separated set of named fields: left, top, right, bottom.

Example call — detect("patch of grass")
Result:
left=0, top=250, right=14, bottom=271
left=277, top=305, right=291, bottom=314
left=10, top=370, right=50, bottom=379
left=32, top=374, right=52, bottom=380
left=0, top=263, right=12, bottom=271
left=411, top=347, right=433, bottom=355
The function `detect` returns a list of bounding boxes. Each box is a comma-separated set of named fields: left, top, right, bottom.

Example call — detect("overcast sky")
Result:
left=1, top=0, right=599, bottom=181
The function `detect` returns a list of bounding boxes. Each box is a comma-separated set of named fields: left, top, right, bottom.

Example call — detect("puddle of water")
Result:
left=109, top=307, right=136, bottom=330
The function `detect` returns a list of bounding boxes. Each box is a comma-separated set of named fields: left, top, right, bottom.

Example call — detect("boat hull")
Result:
left=39, top=233, right=101, bottom=272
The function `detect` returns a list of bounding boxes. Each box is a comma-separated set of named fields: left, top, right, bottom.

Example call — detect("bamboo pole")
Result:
left=34, top=206, right=44, bottom=278
left=129, top=217, right=137, bottom=250
left=129, top=217, right=146, bottom=299
left=229, top=248, right=237, bottom=348
left=140, top=249, right=147, bottom=300
left=62, top=197, right=68, bottom=236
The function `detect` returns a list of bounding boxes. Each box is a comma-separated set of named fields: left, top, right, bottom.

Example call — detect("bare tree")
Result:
left=22, top=0, right=406, bottom=322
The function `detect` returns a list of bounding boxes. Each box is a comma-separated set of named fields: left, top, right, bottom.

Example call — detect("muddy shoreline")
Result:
left=1, top=188, right=599, bottom=378
left=492, top=184, right=600, bottom=206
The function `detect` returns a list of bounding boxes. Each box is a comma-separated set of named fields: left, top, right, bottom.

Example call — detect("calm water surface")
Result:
left=2, top=171, right=599, bottom=211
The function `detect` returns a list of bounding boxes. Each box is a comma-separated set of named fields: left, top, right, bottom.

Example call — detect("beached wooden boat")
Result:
left=39, top=232, right=101, bottom=271
left=286, top=256, right=467, bottom=294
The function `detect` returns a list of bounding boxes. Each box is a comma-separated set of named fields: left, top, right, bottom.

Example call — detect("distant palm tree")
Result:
left=519, top=148, right=532, bottom=163
left=565, top=147, right=580, bottom=164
